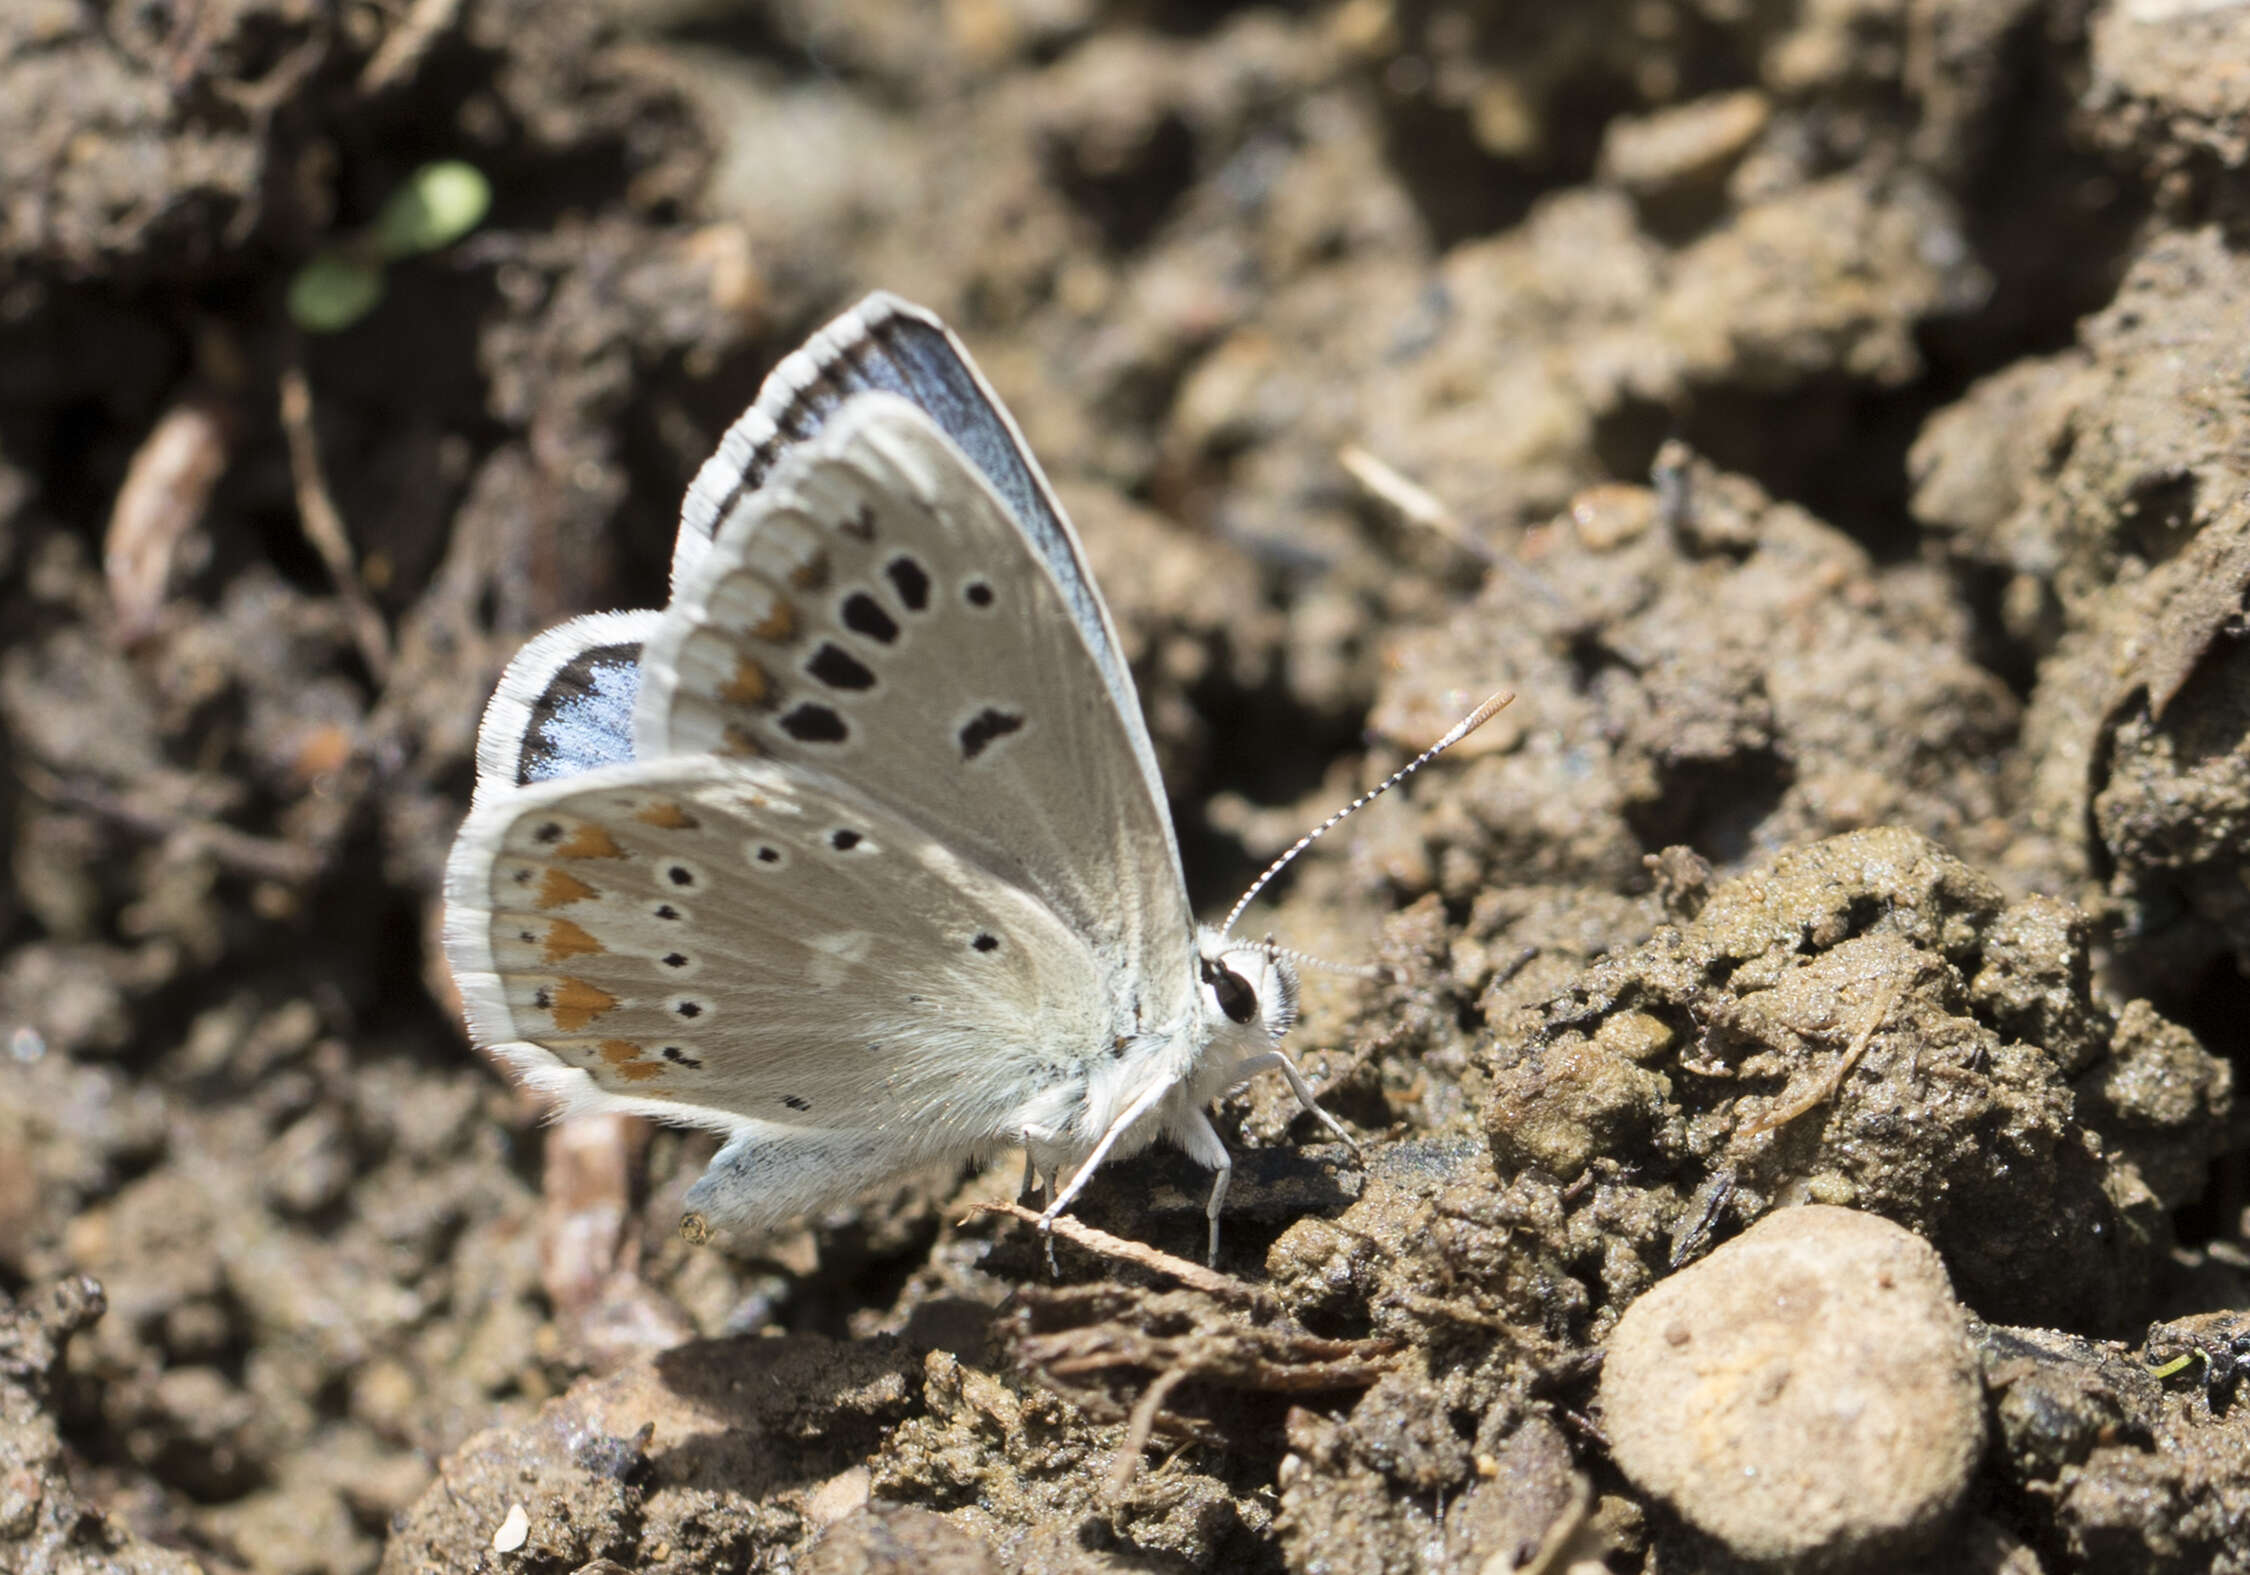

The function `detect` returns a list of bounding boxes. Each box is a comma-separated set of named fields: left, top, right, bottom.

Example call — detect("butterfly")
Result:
left=443, top=293, right=1502, bottom=1263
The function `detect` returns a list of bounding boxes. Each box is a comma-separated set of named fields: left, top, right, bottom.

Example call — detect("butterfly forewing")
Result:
left=673, top=294, right=1172, bottom=841
left=443, top=753, right=1117, bottom=1146
left=638, top=393, right=1198, bottom=1020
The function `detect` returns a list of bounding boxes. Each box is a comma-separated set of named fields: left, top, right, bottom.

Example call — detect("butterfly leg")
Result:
left=1019, top=1154, right=1061, bottom=1276
left=1230, top=1051, right=1363, bottom=1159
left=1175, top=1108, right=1232, bottom=1266
left=1039, top=1076, right=1173, bottom=1250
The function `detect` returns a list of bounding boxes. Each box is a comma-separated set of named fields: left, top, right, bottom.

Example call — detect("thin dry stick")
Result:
left=1338, top=443, right=1492, bottom=560
left=359, top=0, right=463, bottom=93
left=1738, top=977, right=1909, bottom=1138
left=19, top=763, right=324, bottom=884
left=279, top=363, right=392, bottom=684
left=969, top=1201, right=1277, bottom=1312
left=1106, top=1363, right=1193, bottom=1498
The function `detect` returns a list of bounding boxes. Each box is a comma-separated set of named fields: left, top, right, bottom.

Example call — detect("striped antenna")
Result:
left=1264, top=942, right=1389, bottom=982
left=1221, top=690, right=1514, bottom=937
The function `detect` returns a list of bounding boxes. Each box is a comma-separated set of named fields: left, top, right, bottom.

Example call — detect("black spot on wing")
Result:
left=781, top=703, right=848, bottom=742
left=886, top=555, right=931, bottom=610
left=972, top=932, right=999, bottom=952
left=693, top=302, right=1132, bottom=754
left=807, top=642, right=876, bottom=690
left=958, top=708, right=1024, bottom=760
left=964, top=581, right=995, bottom=608
left=782, top=1094, right=811, bottom=1111
left=841, top=593, right=899, bottom=644
left=830, top=829, right=863, bottom=850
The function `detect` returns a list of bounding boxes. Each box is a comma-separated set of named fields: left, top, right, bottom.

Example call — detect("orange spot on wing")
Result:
left=721, top=657, right=773, bottom=708
left=536, top=869, right=598, bottom=908
left=790, top=550, right=829, bottom=591
left=542, top=919, right=603, bottom=961
left=750, top=599, right=796, bottom=642
left=636, top=801, right=698, bottom=830
left=719, top=725, right=763, bottom=757
left=550, top=977, right=619, bottom=1031
left=597, top=1039, right=666, bottom=1082
left=556, top=823, right=625, bottom=859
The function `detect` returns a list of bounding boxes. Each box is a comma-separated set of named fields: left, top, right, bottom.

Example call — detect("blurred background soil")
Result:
left=0, top=1, right=2246, bottom=1572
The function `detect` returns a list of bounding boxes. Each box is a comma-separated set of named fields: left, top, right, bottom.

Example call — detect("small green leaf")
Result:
left=288, top=254, right=387, bottom=332
left=375, top=161, right=492, bottom=259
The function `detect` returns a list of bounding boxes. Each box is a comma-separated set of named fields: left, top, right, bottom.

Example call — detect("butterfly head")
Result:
left=1194, top=929, right=1300, bottom=1047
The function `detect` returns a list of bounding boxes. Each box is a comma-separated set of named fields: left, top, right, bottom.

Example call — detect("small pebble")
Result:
left=1600, top=1205, right=1985, bottom=1568
left=491, top=1502, right=529, bottom=1553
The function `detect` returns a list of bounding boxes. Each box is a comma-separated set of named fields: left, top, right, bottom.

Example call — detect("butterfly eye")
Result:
left=1200, top=957, right=1258, bottom=1025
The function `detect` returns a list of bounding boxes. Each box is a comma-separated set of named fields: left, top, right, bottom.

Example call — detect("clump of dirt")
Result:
left=0, top=1277, right=202, bottom=1575
left=1980, top=1317, right=2250, bottom=1574
left=2, top=1, right=2247, bottom=1572
left=1477, top=827, right=2230, bottom=1334
left=1349, top=462, right=2019, bottom=903
left=377, top=1334, right=924, bottom=1575
left=1914, top=227, right=2250, bottom=995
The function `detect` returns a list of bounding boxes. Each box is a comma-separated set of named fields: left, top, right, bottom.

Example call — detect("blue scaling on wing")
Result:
left=517, top=643, right=642, bottom=783
left=472, top=609, right=665, bottom=794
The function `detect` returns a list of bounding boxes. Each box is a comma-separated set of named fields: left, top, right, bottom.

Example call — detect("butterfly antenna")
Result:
left=1221, top=689, right=1514, bottom=937
left=1263, top=941, right=1389, bottom=982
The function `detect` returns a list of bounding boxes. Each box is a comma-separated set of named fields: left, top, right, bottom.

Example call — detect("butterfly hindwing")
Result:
left=442, top=753, right=1118, bottom=1152
left=640, top=391, right=1197, bottom=1007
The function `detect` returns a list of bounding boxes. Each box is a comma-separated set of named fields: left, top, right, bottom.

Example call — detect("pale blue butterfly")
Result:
left=444, top=294, right=1499, bottom=1262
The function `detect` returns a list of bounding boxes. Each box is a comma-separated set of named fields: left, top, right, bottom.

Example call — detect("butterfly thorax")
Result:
left=1018, top=926, right=1300, bottom=1175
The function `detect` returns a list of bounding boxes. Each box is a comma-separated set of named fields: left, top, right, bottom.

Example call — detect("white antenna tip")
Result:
left=1439, top=689, right=1514, bottom=750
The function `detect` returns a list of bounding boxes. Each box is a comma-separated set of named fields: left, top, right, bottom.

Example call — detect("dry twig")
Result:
left=1107, top=1364, right=1193, bottom=1497
left=971, top=1200, right=1279, bottom=1311
left=19, top=763, right=324, bottom=884
left=1338, top=443, right=1492, bottom=561
left=280, top=363, right=393, bottom=684
left=1004, top=1276, right=1401, bottom=1496
left=1737, top=976, right=1910, bottom=1138
left=360, top=0, right=463, bottom=93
